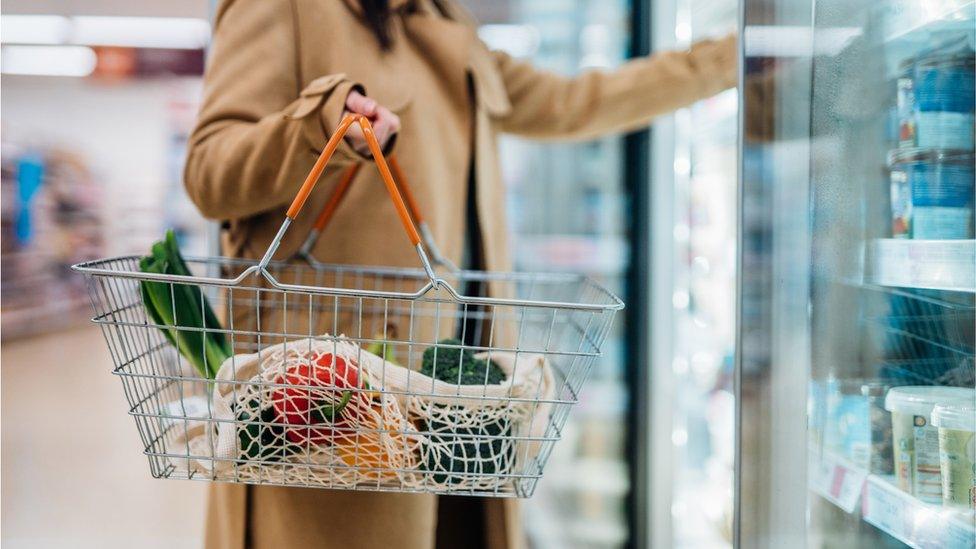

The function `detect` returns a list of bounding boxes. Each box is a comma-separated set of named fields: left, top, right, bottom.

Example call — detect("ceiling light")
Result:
left=1, top=45, right=97, bottom=77
left=0, top=15, right=210, bottom=50
left=1, top=15, right=71, bottom=45
left=71, top=16, right=210, bottom=50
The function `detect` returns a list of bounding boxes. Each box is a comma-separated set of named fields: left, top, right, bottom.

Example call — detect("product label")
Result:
left=939, top=427, right=976, bottom=509
left=892, top=411, right=914, bottom=492
left=910, top=162, right=975, bottom=207
left=890, top=170, right=912, bottom=238
left=913, top=414, right=943, bottom=503
left=913, top=206, right=974, bottom=240
left=916, top=111, right=975, bottom=150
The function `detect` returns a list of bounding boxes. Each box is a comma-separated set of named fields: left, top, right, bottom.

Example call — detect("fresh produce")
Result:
left=272, top=353, right=366, bottom=445
left=139, top=230, right=231, bottom=379
left=423, top=414, right=513, bottom=485
left=365, top=324, right=400, bottom=365
left=418, top=338, right=511, bottom=484
left=419, top=338, right=505, bottom=385
left=237, top=399, right=288, bottom=461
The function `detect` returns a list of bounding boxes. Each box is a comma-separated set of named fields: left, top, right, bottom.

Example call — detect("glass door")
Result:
left=739, top=0, right=975, bottom=547
left=459, top=2, right=636, bottom=547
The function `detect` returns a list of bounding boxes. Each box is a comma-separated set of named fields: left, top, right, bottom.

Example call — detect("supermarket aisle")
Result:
left=1, top=326, right=206, bottom=549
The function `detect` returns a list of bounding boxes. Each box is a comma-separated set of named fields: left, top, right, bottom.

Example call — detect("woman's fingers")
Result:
left=371, top=107, right=400, bottom=149
left=342, top=91, right=399, bottom=155
left=345, top=90, right=377, bottom=117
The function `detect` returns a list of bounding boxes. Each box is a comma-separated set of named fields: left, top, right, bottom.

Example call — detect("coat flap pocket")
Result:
left=287, top=74, right=351, bottom=120
left=300, top=73, right=348, bottom=97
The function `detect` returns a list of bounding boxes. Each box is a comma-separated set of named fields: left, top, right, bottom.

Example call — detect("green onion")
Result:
left=139, top=230, right=230, bottom=379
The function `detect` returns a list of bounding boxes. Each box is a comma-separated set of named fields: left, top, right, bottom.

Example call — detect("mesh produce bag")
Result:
left=173, top=335, right=554, bottom=491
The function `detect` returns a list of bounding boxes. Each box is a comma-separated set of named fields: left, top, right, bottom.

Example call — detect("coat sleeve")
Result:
left=184, top=0, right=365, bottom=221
left=492, top=34, right=737, bottom=140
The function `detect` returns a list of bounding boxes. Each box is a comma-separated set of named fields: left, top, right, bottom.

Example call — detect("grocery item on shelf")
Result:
left=884, top=385, right=974, bottom=503
left=913, top=49, right=975, bottom=151
left=862, top=381, right=895, bottom=475
left=931, top=397, right=976, bottom=509
left=887, top=149, right=974, bottom=240
left=1, top=144, right=104, bottom=339
left=824, top=379, right=872, bottom=469
left=896, top=57, right=917, bottom=148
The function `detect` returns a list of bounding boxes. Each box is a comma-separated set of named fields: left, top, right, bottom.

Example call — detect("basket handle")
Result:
left=298, top=155, right=458, bottom=271
left=257, top=114, right=437, bottom=284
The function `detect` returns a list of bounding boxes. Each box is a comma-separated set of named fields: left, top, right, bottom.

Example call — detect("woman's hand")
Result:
left=343, top=90, right=400, bottom=156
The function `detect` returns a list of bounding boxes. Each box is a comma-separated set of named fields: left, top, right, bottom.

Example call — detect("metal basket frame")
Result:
left=74, top=115, right=624, bottom=497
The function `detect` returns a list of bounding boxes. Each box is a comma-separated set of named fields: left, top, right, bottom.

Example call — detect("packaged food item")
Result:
left=931, top=396, right=976, bottom=509
left=885, top=386, right=973, bottom=503
left=897, top=58, right=917, bottom=148
left=825, top=379, right=871, bottom=468
left=862, top=382, right=894, bottom=475
left=887, top=149, right=974, bottom=240
left=914, top=51, right=975, bottom=150
left=808, top=380, right=828, bottom=448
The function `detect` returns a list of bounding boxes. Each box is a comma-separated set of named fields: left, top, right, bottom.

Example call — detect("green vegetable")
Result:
left=139, top=230, right=230, bottom=379
left=365, top=324, right=399, bottom=365
left=422, top=416, right=512, bottom=485
left=420, top=338, right=504, bottom=385
left=237, top=400, right=288, bottom=461
left=419, top=338, right=511, bottom=484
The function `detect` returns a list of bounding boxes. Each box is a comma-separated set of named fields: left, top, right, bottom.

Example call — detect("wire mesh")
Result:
left=77, top=254, right=621, bottom=497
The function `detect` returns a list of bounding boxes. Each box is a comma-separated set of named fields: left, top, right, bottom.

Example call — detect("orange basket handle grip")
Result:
left=285, top=113, right=421, bottom=246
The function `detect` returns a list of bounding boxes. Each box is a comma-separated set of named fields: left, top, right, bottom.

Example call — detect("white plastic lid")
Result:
left=932, top=397, right=976, bottom=432
left=884, top=386, right=974, bottom=419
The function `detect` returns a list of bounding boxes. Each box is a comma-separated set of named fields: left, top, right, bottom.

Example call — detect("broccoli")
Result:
left=419, top=339, right=512, bottom=484
left=422, top=415, right=513, bottom=485
left=420, top=338, right=505, bottom=385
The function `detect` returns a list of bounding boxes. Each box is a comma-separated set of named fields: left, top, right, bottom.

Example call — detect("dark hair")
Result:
left=360, top=0, right=393, bottom=51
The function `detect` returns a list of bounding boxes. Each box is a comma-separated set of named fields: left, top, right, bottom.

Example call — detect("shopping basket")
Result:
left=73, top=114, right=624, bottom=498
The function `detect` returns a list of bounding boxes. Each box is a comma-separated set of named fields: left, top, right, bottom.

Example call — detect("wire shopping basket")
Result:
left=74, top=114, right=624, bottom=498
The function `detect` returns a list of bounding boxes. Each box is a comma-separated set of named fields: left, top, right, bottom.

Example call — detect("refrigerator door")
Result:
left=738, top=0, right=975, bottom=547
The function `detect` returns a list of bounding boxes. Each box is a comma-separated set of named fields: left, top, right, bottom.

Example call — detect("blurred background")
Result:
left=1, top=1, right=737, bottom=547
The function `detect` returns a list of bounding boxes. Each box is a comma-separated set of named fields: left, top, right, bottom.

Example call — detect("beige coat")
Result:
left=184, top=0, right=736, bottom=547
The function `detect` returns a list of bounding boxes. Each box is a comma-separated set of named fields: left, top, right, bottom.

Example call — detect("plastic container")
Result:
left=884, top=386, right=973, bottom=503
left=931, top=396, right=976, bottom=509
left=887, top=149, right=974, bottom=240
left=897, top=58, right=917, bottom=148
left=863, top=382, right=894, bottom=475
left=914, top=51, right=975, bottom=150
left=825, top=379, right=871, bottom=468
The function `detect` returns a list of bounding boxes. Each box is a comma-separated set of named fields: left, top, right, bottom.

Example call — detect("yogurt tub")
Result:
left=887, top=149, right=975, bottom=240
left=914, top=50, right=975, bottom=150
left=885, top=386, right=974, bottom=503
left=931, top=397, right=976, bottom=509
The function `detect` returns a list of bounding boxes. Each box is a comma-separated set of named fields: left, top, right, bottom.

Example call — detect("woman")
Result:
left=184, top=1, right=736, bottom=548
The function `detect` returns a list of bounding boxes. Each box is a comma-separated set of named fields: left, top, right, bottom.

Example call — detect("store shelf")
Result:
left=880, top=0, right=975, bottom=44
left=864, top=475, right=975, bottom=549
left=810, top=451, right=976, bottom=548
left=867, top=239, right=976, bottom=293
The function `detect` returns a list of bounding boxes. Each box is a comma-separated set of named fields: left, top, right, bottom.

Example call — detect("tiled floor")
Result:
left=2, top=326, right=206, bottom=548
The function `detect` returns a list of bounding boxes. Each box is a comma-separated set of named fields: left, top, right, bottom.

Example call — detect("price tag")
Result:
left=809, top=453, right=866, bottom=513
left=830, top=464, right=867, bottom=512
